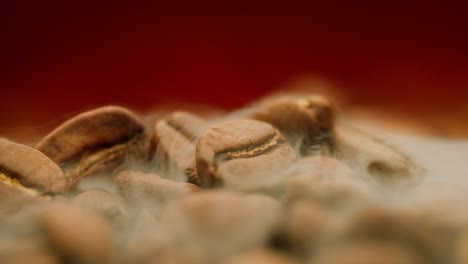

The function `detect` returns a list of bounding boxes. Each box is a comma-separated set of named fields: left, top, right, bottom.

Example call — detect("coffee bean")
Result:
left=334, top=125, right=424, bottom=185
left=284, top=156, right=369, bottom=207
left=152, top=111, right=207, bottom=184
left=0, top=138, right=67, bottom=194
left=72, top=189, right=125, bottom=222
left=36, top=106, right=147, bottom=190
left=142, top=112, right=166, bottom=160
left=252, top=94, right=336, bottom=156
left=114, top=170, right=199, bottom=212
left=41, top=203, right=115, bottom=264
left=0, top=202, right=48, bottom=237
left=125, top=209, right=169, bottom=262
left=159, top=191, right=281, bottom=262
left=335, top=206, right=450, bottom=263
left=0, top=182, right=44, bottom=216
left=0, top=94, right=460, bottom=263
left=0, top=236, right=59, bottom=264
left=146, top=247, right=207, bottom=264
left=283, top=200, right=331, bottom=256
left=453, top=229, right=468, bottom=264
left=196, top=119, right=296, bottom=188
left=223, top=249, right=299, bottom=264
left=0, top=250, right=59, bottom=264
left=310, top=241, right=425, bottom=264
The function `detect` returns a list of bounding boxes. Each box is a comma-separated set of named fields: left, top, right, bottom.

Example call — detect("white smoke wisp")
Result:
left=348, top=121, right=468, bottom=221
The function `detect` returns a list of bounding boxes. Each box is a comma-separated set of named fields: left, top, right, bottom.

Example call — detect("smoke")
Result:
left=362, top=125, right=468, bottom=212
left=2, top=81, right=468, bottom=263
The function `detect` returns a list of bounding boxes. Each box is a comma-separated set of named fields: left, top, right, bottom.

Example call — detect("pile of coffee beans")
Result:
left=0, top=94, right=464, bottom=263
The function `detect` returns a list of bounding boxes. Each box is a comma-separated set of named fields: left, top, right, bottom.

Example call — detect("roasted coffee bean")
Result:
left=283, top=200, right=331, bottom=256
left=453, top=228, right=468, bottom=264
left=335, top=125, right=424, bottom=185
left=147, top=247, right=207, bottom=264
left=223, top=249, right=299, bottom=264
left=0, top=94, right=462, bottom=263
left=0, top=183, right=45, bottom=216
left=72, top=189, right=125, bottom=222
left=142, top=112, right=167, bottom=161
left=159, top=191, right=281, bottom=262
left=222, top=155, right=364, bottom=199
left=0, top=236, right=59, bottom=264
left=336, top=206, right=449, bottom=263
left=115, top=170, right=199, bottom=211
left=310, top=241, right=425, bottom=264
left=309, top=207, right=440, bottom=264
left=0, top=250, right=59, bottom=264
left=36, top=106, right=147, bottom=190
left=125, top=209, right=170, bottom=262
left=0, top=201, right=49, bottom=237
left=252, top=94, right=336, bottom=156
left=196, top=119, right=296, bottom=188
left=284, top=156, right=370, bottom=207
left=41, top=203, right=115, bottom=264
left=0, top=138, right=67, bottom=195
left=152, top=111, right=207, bottom=184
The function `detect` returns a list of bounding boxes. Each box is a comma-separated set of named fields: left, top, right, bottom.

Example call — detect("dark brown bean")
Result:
left=196, top=119, right=296, bottom=188
left=0, top=138, right=67, bottom=194
left=152, top=111, right=207, bottom=184
left=252, top=94, right=336, bottom=156
left=41, top=203, right=115, bottom=264
left=36, top=106, right=147, bottom=190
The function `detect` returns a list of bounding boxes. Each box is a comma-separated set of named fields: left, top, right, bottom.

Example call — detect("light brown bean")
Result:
left=36, top=106, right=147, bottom=190
left=152, top=111, right=207, bottom=184
left=196, top=119, right=296, bottom=188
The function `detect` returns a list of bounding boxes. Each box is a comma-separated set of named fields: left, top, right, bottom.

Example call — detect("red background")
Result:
left=1, top=2, right=468, bottom=136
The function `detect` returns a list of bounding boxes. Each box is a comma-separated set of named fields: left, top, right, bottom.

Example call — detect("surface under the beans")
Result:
left=0, top=94, right=467, bottom=264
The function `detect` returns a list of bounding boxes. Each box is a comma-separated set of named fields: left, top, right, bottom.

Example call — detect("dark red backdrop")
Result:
left=1, top=2, right=468, bottom=130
